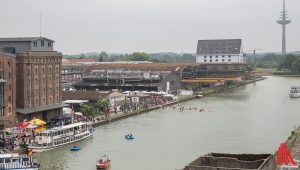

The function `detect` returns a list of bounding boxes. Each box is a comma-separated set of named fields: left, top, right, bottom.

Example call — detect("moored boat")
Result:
left=96, top=155, right=111, bottom=169
left=290, top=86, right=300, bottom=98
left=28, top=122, right=94, bottom=153
left=196, top=92, right=204, bottom=99
left=0, top=153, right=39, bottom=170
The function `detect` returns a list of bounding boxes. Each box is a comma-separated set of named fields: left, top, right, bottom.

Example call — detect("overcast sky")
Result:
left=0, top=0, right=299, bottom=54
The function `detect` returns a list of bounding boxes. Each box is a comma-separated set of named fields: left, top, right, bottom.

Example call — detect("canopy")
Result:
left=74, top=112, right=83, bottom=116
left=276, top=143, right=298, bottom=168
left=30, top=118, right=46, bottom=126
left=17, top=121, right=37, bottom=129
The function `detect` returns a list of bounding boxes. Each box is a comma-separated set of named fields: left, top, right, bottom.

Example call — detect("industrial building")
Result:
left=0, top=37, right=65, bottom=124
left=0, top=51, right=17, bottom=128
left=196, top=39, right=244, bottom=64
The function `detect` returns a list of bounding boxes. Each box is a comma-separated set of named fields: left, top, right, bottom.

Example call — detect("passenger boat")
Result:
left=96, top=155, right=111, bottom=169
left=0, top=153, right=39, bottom=170
left=28, top=122, right=94, bottom=153
left=290, top=86, right=300, bottom=98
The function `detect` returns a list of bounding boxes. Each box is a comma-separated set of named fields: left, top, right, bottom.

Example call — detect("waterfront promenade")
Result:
left=91, top=78, right=266, bottom=128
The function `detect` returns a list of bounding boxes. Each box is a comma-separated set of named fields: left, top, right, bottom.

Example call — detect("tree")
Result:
left=125, top=52, right=150, bottom=61
left=95, top=99, right=110, bottom=115
left=98, top=52, right=108, bottom=62
left=80, top=104, right=94, bottom=117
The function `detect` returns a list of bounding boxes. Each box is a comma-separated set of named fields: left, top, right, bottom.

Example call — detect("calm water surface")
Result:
left=35, top=76, right=300, bottom=170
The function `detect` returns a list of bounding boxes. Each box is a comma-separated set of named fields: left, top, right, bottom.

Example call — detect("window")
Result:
left=43, top=98, right=46, bottom=105
left=35, top=78, right=38, bottom=85
left=48, top=41, right=51, bottom=47
left=210, top=59, right=212, bottom=62
left=41, top=40, right=45, bottom=46
left=216, top=56, right=218, bottom=58
left=43, top=89, right=46, bottom=95
left=8, top=73, right=11, bottom=79
left=204, top=59, right=207, bottom=62
left=35, top=89, right=38, bottom=96
left=8, top=107, right=11, bottom=113
left=216, top=59, right=218, bottom=62
left=228, top=55, right=231, bottom=58
left=8, top=61, right=10, bottom=67
left=9, top=84, right=11, bottom=90
left=229, top=59, right=231, bottom=62
left=49, top=67, right=52, bottom=73
left=56, top=77, right=59, bottom=83
left=204, top=56, right=206, bottom=58
left=42, top=68, right=45, bottom=73
left=222, top=55, right=225, bottom=58
left=210, top=56, right=212, bottom=58
left=222, top=59, right=225, bottom=62
left=9, top=96, right=11, bottom=102
left=33, top=42, right=38, bottom=47
left=35, top=68, right=38, bottom=74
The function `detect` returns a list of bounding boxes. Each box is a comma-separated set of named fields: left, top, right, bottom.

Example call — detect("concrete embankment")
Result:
left=92, top=77, right=266, bottom=128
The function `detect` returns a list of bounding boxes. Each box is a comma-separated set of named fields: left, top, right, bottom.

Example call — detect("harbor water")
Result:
left=35, top=76, right=300, bottom=170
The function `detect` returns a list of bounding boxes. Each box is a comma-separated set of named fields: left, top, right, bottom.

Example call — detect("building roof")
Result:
left=16, top=103, right=67, bottom=115
left=196, top=39, right=242, bottom=55
left=0, top=37, right=54, bottom=42
left=62, top=90, right=114, bottom=102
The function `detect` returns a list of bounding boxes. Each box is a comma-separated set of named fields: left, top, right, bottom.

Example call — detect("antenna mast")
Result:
left=40, top=12, right=42, bottom=37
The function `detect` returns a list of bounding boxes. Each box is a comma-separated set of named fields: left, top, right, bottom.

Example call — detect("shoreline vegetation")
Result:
left=92, top=77, right=266, bottom=128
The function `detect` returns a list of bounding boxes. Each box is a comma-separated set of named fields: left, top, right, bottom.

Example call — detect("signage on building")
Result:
left=131, top=97, right=139, bottom=103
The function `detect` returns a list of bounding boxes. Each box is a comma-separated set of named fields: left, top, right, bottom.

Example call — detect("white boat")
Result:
left=290, top=86, right=300, bottom=98
left=0, top=153, right=39, bottom=170
left=28, top=122, right=94, bottom=153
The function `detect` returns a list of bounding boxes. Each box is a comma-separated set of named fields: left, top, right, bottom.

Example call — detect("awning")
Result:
left=16, top=103, right=68, bottom=115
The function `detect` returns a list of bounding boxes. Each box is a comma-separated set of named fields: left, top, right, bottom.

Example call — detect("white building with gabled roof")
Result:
left=196, top=39, right=244, bottom=64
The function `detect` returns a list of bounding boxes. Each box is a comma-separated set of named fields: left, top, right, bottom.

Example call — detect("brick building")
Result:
left=0, top=37, right=65, bottom=123
left=0, top=51, right=16, bottom=128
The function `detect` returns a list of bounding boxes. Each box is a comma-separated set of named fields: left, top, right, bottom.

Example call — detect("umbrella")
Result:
left=30, top=118, right=46, bottom=126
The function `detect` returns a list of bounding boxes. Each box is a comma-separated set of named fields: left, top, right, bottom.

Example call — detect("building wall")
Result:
left=16, top=51, right=62, bottom=120
left=196, top=54, right=243, bottom=64
left=0, top=53, right=16, bottom=128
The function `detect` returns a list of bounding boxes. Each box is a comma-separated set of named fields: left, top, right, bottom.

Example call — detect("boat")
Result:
left=28, top=122, right=94, bottom=153
left=70, top=146, right=81, bottom=151
left=125, top=134, right=134, bottom=140
left=196, top=92, right=204, bottom=99
left=96, top=155, right=111, bottom=169
left=0, top=153, right=39, bottom=170
left=290, top=86, right=300, bottom=98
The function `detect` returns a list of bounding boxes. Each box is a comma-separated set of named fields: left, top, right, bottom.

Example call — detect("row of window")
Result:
left=28, top=67, right=60, bottom=74
left=28, top=77, right=60, bottom=85
left=203, top=55, right=232, bottom=58
left=27, top=58, right=60, bottom=63
left=203, top=59, right=232, bottom=62
left=33, top=96, right=59, bottom=106
left=33, top=40, right=52, bottom=47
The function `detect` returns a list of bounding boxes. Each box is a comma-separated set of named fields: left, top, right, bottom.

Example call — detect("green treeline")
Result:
left=64, top=52, right=196, bottom=63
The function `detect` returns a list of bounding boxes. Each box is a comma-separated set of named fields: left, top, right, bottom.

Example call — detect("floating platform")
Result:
left=183, top=153, right=276, bottom=170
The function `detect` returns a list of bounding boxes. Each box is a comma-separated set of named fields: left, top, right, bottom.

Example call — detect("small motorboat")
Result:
left=125, top=134, right=134, bottom=140
left=196, top=92, right=204, bottom=99
left=96, top=155, right=111, bottom=169
left=70, top=146, right=81, bottom=151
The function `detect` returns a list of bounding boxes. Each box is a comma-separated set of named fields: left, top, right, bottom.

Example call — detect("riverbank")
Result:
left=274, top=75, right=300, bottom=77
left=91, top=77, right=266, bottom=128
